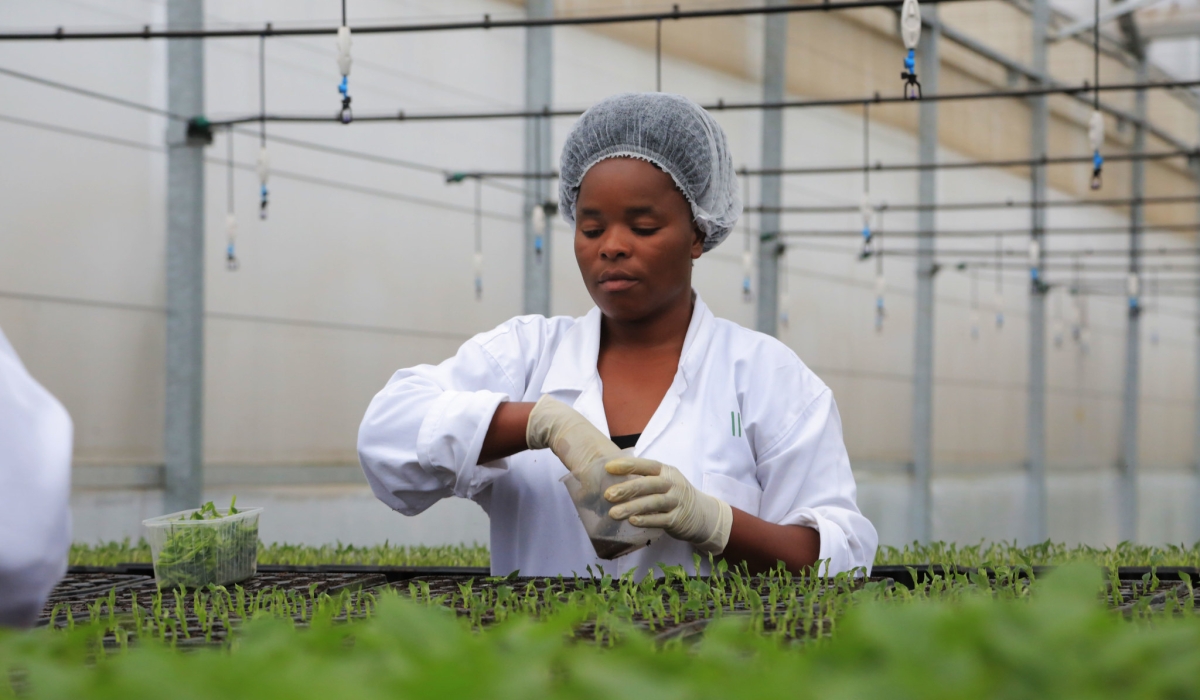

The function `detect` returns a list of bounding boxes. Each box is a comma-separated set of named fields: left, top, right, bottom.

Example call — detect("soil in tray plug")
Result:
left=589, top=537, right=654, bottom=560
left=155, top=496, right=257, bottom=590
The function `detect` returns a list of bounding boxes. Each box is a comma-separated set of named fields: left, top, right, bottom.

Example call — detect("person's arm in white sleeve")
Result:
left=0, top=328, right=72, bottom=628
left=358, top=318, right=556, bottom=516
left=754, top=388, right=878, bottom=575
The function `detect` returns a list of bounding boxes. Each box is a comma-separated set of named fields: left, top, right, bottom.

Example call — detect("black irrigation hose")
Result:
left=782, top=223, right=1200, bottom=238
left=750, top=195, right=1200, bottom=214
left=455, top=148, right=1197, bottom=181
left=0, top=0, right=981, bottom=41
left=745, top=148, right=1196, bottom=177
left=204, top=77, right=1200, bottom=127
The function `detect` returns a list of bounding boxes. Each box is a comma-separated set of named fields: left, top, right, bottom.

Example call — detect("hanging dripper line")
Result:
left=474, top=177, right=483, bottom=300
left=900, top=0, right=922, bottom=99
left=1088, top=0, right=1104, bottom=189
left=860, top=101, right=874, bottom=259
left=257, top=33, right=270, bottom=220
left=225, top=127, right=239, bottom=271
left=874, top=210, right=886, bottom=331
left=655, top=18, right=663, bottom=92
left=337, top=0, right=353, bottom=124
left=742, top=171, right=752, bottom=301
left=994, top=232, right=1004, bottom=328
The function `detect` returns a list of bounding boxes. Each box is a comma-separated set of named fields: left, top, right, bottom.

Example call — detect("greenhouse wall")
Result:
left=1, top=0, right=1196, bottom=549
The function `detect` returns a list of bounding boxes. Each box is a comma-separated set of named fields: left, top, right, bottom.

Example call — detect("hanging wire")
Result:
left=655, top=18, right=663, bottom=92
left=1088, top=0, right=1104, bottom=189
left=779, top=243, right=790, bottom=329
left=860, top=102, right=873, bottom=259
left=742, top=172, right=753, bottom=301
left=474, top=176, right=483, bottom=300
left=969, top=267, right=980, bottom=339
left=874, top=209, right=886, bottom=332
left=1149, top=269, right=1160, bottom=345
left=257, top=33, right=270, bottom=220
left=225, top=127, right=239, bottom=271
left=994, top=232, right=1004, bottom=328
left=1052, top=284, right=1065, bottom=348
left=1071, top=254, right=1091, bottom=352
left=337, top=0, right=353, bottom=124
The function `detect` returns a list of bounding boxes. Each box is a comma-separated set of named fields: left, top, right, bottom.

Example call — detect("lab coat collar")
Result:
left=540, top=293, right=716, bottom=445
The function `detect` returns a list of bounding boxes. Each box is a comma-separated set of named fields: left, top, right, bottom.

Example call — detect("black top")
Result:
left=611, top=433, right=641, bottom=450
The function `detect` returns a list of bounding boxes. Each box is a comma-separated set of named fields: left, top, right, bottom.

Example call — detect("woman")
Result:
left=359, top=93, right=877, bottom=577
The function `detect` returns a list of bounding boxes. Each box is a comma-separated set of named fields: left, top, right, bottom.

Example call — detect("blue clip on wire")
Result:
left=1091, top=151, right=1103, bottom=190
left=901, top=49, right=921, bottom=99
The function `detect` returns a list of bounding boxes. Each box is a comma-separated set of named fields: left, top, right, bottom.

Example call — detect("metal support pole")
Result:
left=1118, top=58, right=1147, bottom=543
left=756, top=0, right=787, bottom=336
left=1025, top=0, right=1049, bottom=545
left=523, top=0, right=553, bottom=316
left=1195, top=100, right=1200, bottom=544
left=911, top=6, right=940, bottom=545
left=164, top=0, right=205, bottom=513
left=1193, top=54, right=1200, bottom=546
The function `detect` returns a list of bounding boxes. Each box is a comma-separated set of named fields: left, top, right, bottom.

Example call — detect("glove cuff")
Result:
left=695, top=499, right=733, bottom=554
left=524, top=395, right=559, bottom=451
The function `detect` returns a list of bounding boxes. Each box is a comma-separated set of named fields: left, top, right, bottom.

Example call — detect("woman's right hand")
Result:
left=525, top=395, right=621, bottom=474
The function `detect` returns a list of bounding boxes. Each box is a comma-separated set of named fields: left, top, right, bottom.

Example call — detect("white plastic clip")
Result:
left=531, top=203, right=546, bottom=231
left=1126, top=272, right=1140, bottom=309
left=901, top=0, right=921, bottom=50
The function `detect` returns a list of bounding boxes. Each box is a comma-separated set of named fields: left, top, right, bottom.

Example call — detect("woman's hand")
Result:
left=602, top=457, right=732, bottom=554
left=524, top=396, right=622, bottom=473
left=603, top=457, right=822, bottom=573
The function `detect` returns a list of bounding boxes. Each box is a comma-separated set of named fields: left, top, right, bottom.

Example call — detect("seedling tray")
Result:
left=42, top=563, right=1200, bottom=648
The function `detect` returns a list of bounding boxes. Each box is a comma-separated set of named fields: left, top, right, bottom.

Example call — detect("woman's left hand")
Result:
left=602, top=457, right=733, bottom=554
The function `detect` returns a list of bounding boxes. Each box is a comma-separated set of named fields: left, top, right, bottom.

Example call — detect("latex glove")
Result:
left=525, top=395, right=621, bottom=475
left=603, top=458, right=733, bottom=554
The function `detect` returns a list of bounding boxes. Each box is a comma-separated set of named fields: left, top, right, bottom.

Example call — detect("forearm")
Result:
left=720, top=508, right=820, bottom=574
left=478, top=401, right=535, bottom=464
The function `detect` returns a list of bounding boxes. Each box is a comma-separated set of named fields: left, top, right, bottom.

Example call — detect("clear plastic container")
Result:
left=561, top=454, right=664, bottom=560
left=143, top=507, right=262, bottom=589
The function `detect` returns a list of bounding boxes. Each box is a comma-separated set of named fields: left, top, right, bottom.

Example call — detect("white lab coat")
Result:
left=359, top=294, right=877, bottom=577
left=0, top=327, right=72, bottom=628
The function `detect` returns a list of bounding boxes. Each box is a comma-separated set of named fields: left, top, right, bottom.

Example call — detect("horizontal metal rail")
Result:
left=0, top=0, right=980, bottom=41
left=205, top=78, right=1200, bottom=127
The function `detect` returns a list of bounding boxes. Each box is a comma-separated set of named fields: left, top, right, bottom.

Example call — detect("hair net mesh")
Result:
left=558, top=92, right=742, bottom=252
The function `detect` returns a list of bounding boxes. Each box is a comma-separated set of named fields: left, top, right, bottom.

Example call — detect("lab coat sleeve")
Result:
left=357, top=317, right=550, bottom=516
left=0, top=329, right=72, bottom=628
left=754, top=389, right=878, bottom=576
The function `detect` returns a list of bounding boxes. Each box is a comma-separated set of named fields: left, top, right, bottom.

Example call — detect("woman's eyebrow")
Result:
left=624, top=206, right=657, bottom=217
left=578, top=207, right=604, bottom=217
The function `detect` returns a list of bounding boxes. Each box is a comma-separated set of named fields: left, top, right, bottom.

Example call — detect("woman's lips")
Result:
left=598, top=277, right=638, bottom=292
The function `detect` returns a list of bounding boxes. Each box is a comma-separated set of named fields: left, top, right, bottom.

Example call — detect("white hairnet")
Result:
left=559, top=92, right=742, bottom=252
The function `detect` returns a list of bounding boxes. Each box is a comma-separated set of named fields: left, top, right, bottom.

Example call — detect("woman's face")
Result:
left=574, top=157, right=703, bottom=323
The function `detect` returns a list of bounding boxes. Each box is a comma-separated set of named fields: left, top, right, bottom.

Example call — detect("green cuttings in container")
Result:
left=152, top=497, right=258, bottom=590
